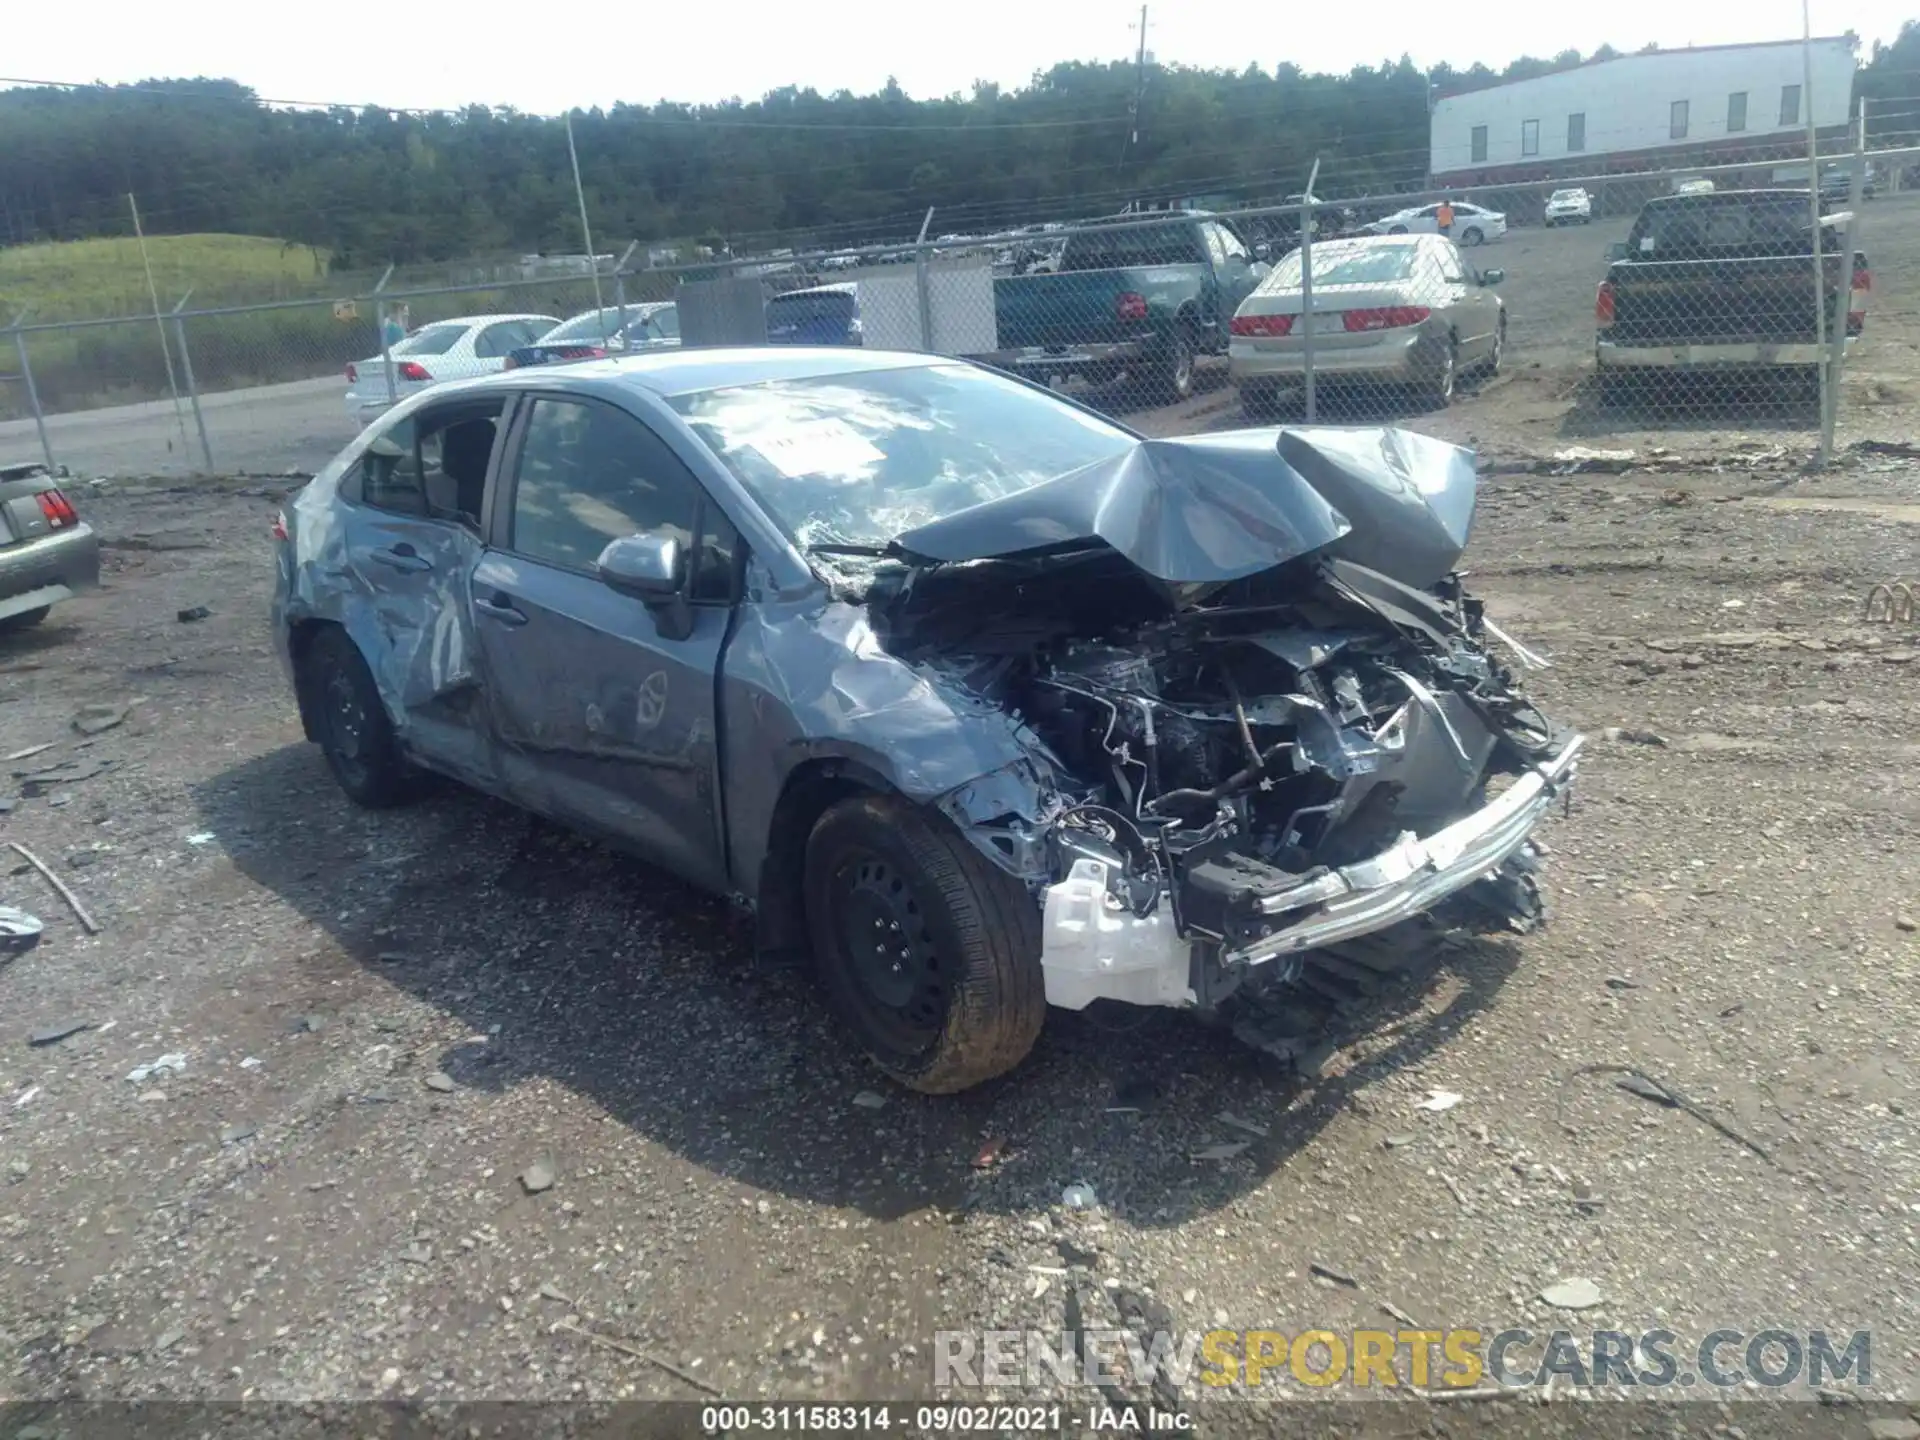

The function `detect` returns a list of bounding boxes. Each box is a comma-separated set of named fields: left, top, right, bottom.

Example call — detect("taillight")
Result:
left=1342, top=306, right=1430, bottom=332
left=35, top=489, right=78, bottom=529
left=1115, top=292, right=1148, bottom=322
left=1230, top=313, right=1294, bottom=337
left=397, top=361, right=432, bottom=382
left=271, top=512, right=288, bottom=543
left=1595, top=281, right=1615, bottom=327
left=345, top=362, right=358, bottom=383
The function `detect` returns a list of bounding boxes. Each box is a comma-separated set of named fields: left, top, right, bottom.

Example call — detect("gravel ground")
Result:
left=1, top=452, right=1917, bottom=1430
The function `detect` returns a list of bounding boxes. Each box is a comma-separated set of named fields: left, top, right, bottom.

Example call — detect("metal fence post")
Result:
left=915, top=245, right=936, bottom=352
left=372, top=265, right=397, bottom=409
left=1822, top=101, right=1868, bottom=451
left=169, top=292, right=215, bottom=473
left=1300, top=159, right=1322, bottom=423
left=8, top=316, right=56, bottom=474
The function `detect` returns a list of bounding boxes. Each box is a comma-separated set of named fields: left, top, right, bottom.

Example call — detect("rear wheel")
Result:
left=1460, top=226, right=1485, bottom=247
left=1388, top=224, right=1409, bottom=235
left=1157, top=325, right=1198, bottom=402
left=804, top=794, right=1046, bottom=1093
left=0, top=606, right=51, bottom=634
left=302, top=625, right=424, bottom=808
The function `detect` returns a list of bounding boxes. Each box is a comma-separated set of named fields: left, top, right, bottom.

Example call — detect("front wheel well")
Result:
left=753, top=759, right=892, bottom=964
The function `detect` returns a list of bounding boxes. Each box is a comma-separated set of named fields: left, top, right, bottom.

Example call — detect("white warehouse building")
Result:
left=1430, top=37, right=1857, bottom=187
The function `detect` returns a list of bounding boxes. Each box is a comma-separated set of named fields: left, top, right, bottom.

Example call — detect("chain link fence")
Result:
left=2, top=148, right=1915, bottom=479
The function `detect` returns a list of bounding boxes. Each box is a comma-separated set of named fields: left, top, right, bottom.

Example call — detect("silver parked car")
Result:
left=1229, top=235, right=1506, bottom=410
left=0, top=462, right=100, bottom=633
left=272, top=349, right=1580, bottom=1093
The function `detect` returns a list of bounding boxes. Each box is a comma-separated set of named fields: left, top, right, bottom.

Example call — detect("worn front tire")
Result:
left=302, top=625, right=425, bottom=808
left=804, top=794, right=1046, bottom=1093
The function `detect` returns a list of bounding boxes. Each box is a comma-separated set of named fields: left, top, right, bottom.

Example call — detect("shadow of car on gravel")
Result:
left=194, top=742, right=1524, bottom=1227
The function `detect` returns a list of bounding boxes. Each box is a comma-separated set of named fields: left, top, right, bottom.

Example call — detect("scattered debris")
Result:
left=8, top=842, right=102, bottom=934
left=552, top=1318, right=721, bottom=1396
left=1061, top=1182, right=1099, bottom=1210
left=28, top=1020, right=90, bottom=1047
left=851, top=1090, right=887, bottom=1110
left=1539, top=1277, right=1604, bottom=1310
left=1559, top=1063, right=1774, bottom=1163
left=14, top=1086, right=41, bottom=1108
left=1379, top=1300, right=1417, bottom=1327
left=400, top=1242, right=434, bottom=1265
left=291, top=1013, right=325, bottom=1034
left=970, top=1136, right=1007, bottom=1170
left=126, top=1054, right=188, bottom=1084
left=1866, top=1419, right=1920, bottom=1440
left=239, top=1056, right=262, bottom=1069
left=1382, top=1133, right=1416, bottom=1149
left=376, top=951, right=414, bottom=964
left=538, top=1281, right=572, bottom=1304
left=1719, top=1003, right=1745, bottom=1019
left=1615, top=1074, right=1678, bottom=1108
left=1438, top=1171, right=1472, bottom=1211
left=15, top=757, right=115, bottom=797
left=521, top=1159, right=556, bottom=1194
left=1416, top=1089, right=1463, bottom=1113
left=1191, top=1142, right=1251, bottom=1163
left=71, top=701, right=135, bottom=736
left=0, top=906, right=44, bottom=958
left=1600, top=726, right=1668, bottom=747
left=1309, top=1262, right=1359, bottom=1289
left=1862, top=581, right=1914, bottom=625
left=1549, top=446, right=1636, bottom=473
left=4, top=741, right=57, bottom=764
left=1720, top=598, right=1746, bottom=610
left=1896, top=914, right=1917, bottom=934
left=175, top=606, right=211, bottom=623
left=186, top=832, right=216, bottom=847
left=1216, top=1111, right=1270, bottom=1138
left=1030, top=1273, right=1051, bottom=1298
left=219, top=1123, right=257, bottom=1145
left=423, top=1072, right=456, bottom=1093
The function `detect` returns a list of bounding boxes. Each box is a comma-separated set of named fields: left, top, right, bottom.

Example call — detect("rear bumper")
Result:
left=1597, top=338, right=1851, bottom=369
left=978, top=339, right=1154, bottom=375
left=1222, top=735, right=1583, bottom=967
left=1231, top=330, right=1429, bottom=384
left=0, top=522, right=101, bottom=620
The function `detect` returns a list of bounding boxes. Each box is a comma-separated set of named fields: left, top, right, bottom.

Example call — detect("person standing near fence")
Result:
left=381, top=303, right=409, bottom=350
left=1435, top=197, right=1455, bottom=237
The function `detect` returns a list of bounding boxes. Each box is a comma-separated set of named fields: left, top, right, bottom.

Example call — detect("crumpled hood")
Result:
left=891, top=425, right=1477, bottom=591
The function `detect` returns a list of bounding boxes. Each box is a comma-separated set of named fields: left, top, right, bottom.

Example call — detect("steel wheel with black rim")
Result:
left=804, top=794, right=1045, bottom=1093
left=303, top=625, right=423, bottom=808
left=1156, top=324, right=1197, bottom=402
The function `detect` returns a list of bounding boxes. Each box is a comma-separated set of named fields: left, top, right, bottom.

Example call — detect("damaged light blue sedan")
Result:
left=272, top=348, right=1581, bottom=1093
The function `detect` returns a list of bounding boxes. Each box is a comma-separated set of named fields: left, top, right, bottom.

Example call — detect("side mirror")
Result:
left=1606, top=242, right=1629, bottom=262
left=597, top=531, right=696, bottom=641
left=597, top=532, right=682, bottom=597
left=1480, top=268, right=1505, bottom=286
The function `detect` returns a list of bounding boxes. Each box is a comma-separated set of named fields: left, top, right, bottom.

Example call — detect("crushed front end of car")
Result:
left=861, top=425, right=1581, bottom=1019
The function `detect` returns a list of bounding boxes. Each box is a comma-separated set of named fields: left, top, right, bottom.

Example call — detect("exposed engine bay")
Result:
left=861, top=429, right=1582, bottom=1016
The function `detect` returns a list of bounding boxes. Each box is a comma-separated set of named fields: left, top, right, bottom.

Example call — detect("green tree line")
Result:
left=0, top=31, right=1907, bottom=268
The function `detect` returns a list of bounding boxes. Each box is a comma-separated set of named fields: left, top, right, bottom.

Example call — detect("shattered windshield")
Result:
left=669, top=363, right=1137, bottom=564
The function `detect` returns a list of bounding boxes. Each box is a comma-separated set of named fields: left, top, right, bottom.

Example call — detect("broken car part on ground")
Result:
left=271, top=351, right=1581, bottom=1094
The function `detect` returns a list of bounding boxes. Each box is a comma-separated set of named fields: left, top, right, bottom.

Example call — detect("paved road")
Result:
left=0, top=375, right=359, bottom=478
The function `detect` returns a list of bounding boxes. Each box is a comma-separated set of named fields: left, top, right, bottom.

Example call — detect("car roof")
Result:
left=427, top=313, right=559, bottom=327
left=489, top=345, right=940, bottom=398
left=770, top=283, right=858, bottom=299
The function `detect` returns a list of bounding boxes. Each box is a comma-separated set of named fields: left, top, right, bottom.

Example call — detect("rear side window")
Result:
left=394, top=325, right=465, bottom=357
left=346, top=401, right=504, bottom=526
left=1062, top=223, right=1203, bottom=270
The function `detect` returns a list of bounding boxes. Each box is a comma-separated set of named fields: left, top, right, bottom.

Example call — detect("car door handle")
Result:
left=370, top=544, right=432, bottom=574
left=474, top=591, right=529, bottom=627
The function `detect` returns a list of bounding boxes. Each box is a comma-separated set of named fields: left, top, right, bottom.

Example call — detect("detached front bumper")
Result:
left=1225, top=735, right=1583, bottom=967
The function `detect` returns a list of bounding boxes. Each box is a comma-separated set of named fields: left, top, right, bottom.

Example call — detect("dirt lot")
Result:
left=2, top=436, right=1917, bottom=1426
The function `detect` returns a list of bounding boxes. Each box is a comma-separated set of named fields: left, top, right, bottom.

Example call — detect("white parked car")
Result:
left=1364, top=201, right=1507, bottom=246
left=1228, top=234, right=1506, bottom=410
left=1543, top=188, right=1593, bottom=226
left=344, top=314, right=559, bottom=422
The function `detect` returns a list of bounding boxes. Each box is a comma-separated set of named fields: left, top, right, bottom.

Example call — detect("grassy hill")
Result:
left=0, top=234, right=332, bottom=322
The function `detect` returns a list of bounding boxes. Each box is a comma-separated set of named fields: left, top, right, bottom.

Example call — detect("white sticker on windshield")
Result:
left=749, top=420, right=885, bottom=480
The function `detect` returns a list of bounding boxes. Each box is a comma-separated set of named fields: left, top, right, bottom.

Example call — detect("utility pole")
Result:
left=1118, top=5, right=1149, bottom=177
